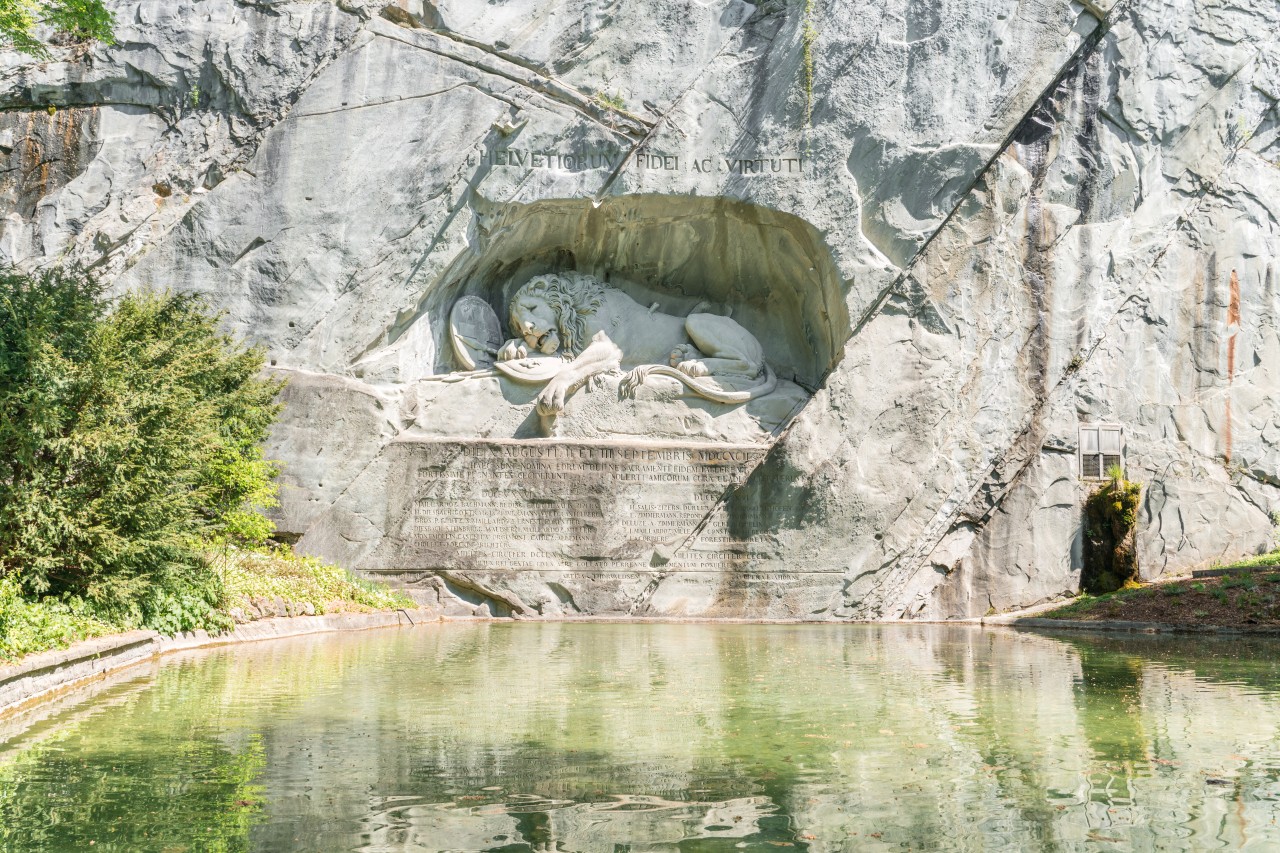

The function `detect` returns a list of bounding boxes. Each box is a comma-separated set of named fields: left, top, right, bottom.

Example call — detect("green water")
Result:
left=2, top=624, right=1280, bottom=852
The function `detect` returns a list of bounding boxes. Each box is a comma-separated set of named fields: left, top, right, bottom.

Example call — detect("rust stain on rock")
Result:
left=1228, top=269, right=1241, bottom=327
left=1225, top=269, right=1240, bottom=463
left=0, top=107, right=101, bottom=242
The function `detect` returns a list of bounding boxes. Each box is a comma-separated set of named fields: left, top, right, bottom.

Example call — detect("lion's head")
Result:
left=509, top=273, right=606, bottom=356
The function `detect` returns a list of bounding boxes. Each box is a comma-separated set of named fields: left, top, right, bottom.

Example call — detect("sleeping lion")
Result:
left=495, top=272, right=776, bottom=417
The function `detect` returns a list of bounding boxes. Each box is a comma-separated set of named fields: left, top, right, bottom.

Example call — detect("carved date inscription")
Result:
left=388, top=440, right=767, bottom=572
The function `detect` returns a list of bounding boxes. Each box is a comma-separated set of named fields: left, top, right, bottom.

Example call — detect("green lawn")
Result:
left=1037, top=552, right=1280, bottom=628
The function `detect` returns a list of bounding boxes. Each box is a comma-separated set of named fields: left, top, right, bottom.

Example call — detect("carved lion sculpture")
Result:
left=496, top=273, right=776, bottom=417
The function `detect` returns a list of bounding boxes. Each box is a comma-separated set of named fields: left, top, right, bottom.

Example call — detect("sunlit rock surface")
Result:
left=2, top=0, right=1277, bottom=619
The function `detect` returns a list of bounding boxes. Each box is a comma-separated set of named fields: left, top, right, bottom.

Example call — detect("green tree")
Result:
left=1, top=0, right=114, bottom=58
left=0, top=267, right=284, bottom=630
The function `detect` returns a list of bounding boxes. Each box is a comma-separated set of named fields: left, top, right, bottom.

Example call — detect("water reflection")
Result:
left=2, top=624, right=1279, bottom=851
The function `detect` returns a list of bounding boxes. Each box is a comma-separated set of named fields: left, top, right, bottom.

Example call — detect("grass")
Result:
left=1215, top=550, right=1280, bottom=571
left=1, top=547, right=415, bottom=663
left=1038, top=551, right=1280, bottom=629
left=218, top=547, right=414, bottom=618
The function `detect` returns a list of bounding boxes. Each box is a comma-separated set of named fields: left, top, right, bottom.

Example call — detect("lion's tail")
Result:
left=623, top=363, right=777, bottom=404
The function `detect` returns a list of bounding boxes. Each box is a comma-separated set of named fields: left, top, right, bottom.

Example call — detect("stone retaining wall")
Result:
left=0, top=610, right=417, bottom=719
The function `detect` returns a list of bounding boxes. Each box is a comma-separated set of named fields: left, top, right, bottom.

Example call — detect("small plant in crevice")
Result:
left=594, top=90, right=625, bottom=112
left=800, top=0, right=818, bottom=128
left=1080, top=465, right=1142, bottom=594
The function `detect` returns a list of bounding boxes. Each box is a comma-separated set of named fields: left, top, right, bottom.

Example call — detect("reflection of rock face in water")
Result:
left=6, top=625, right=1280, bottom=851
left=361, top=794, right=776, bottom=851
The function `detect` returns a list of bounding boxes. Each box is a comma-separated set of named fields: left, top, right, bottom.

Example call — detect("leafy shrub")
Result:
left=220, top=548, right=415, bottom=616
left=0, top=267, right=282, bottom=627
left=593, top=90, right=626, bottom=111
left=0, top=0, right=114, bottom=58
left=0, top=577, right=112, bottom=660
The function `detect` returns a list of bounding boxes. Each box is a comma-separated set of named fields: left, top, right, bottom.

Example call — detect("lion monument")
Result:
left=494, top=272, right=776, bottom=417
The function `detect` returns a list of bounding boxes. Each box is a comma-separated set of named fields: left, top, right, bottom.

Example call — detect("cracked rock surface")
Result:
left=3, top=0, right=1277, bottom=619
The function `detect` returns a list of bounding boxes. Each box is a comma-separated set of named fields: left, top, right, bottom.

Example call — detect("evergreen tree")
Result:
left=1, top=0, right=114, bottom=58
left=0, top=267, right=283, bottom=629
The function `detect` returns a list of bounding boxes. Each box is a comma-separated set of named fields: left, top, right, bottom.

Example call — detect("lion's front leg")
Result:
left=535, top=331, right=623, bottom=417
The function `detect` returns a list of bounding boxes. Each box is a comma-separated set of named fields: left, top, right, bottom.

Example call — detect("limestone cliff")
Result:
left=2, top=0, right=1277, bottom=619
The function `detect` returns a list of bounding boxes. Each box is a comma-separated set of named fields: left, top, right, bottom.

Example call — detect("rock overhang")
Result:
left=367, top=193, right=848, bottom=396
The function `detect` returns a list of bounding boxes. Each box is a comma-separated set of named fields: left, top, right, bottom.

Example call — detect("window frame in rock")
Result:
left=1079, top=424, right=1124, bottom=480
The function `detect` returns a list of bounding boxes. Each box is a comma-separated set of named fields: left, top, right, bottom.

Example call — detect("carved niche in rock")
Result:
left=447, top=272, right=781, bottom=434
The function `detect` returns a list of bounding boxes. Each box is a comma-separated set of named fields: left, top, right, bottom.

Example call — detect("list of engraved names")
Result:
left=399, top=441, right=766, bottom=572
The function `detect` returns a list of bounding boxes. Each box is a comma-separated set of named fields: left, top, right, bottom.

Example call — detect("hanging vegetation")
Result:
left=1081, top=465, right=1142, bottom=594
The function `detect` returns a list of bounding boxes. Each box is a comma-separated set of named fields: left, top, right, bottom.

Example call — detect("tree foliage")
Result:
left=0, top=0, right=114, bottom=58
left=0, top=267, right=283, bottom=629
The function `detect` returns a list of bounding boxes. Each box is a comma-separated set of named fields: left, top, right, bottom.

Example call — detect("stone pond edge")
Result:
left=0, top=610, right=418, bottom=719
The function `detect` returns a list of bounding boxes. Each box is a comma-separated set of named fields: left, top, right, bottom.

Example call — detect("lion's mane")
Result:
left=514, top=273, right=606, bottom=355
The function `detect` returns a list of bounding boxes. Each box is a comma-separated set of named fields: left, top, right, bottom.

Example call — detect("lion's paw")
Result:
left=677, top=359, right=710, bottom=378
left=535, top=380, right=569, bottom=416
left=619, top=366, right=649, bottom=397
left=669, top=344, right=700, bottom=367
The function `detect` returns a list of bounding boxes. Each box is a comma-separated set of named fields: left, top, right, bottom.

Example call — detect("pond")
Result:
left=2, top=623, right=1280, bottom=851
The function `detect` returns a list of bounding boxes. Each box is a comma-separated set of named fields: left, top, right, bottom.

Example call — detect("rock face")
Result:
left=3, top=0, right=1277, bottom=619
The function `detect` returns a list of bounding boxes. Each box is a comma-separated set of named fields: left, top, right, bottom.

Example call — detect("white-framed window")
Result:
left=1079, top=424, right=1124, bottom=479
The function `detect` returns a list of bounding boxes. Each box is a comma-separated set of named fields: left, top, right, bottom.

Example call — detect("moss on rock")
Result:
left=1081, top=474, right=1142, bottom=594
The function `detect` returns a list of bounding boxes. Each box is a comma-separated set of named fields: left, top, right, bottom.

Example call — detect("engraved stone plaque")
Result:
left=374, top=438, right=768, bottom=574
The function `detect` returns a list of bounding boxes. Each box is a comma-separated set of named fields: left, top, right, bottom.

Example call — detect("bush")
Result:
left=0, top=576, right=112, bottom=660
left=0, top=267, right=283, bottom=626
left=1, top=1, right=115, bottom=58
left=220, top=548, right=415, bottom=616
